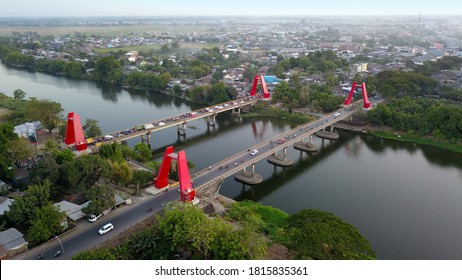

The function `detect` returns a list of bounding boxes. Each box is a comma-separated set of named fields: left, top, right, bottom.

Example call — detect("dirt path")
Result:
left=0, top=108, right=12, bottom=121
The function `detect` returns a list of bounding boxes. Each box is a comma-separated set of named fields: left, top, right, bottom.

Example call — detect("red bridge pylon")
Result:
left=64, top=112, right=87, bottom=151
left=343, top=81, right=371, bottom=109
left=250, top=74, right=270, bottom=98
left=154, top=146, right=196, bottom=203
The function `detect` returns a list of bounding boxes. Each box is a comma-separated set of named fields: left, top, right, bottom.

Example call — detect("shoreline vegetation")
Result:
left=73, top=200, right=376, bottom=260
left=245, top=103, right=462, bottom=153
left=370, top=130, right=462, bottom=153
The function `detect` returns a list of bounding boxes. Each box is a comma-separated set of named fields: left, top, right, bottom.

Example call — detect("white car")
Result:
left=158, top=122, right=166, bottom=126
left=98, top=223, right=114, bottom=235
left=250, top=149, right=259, bottom=156
left=88, top=213, right=102, bottom=223
left=104, top=135, right=114, bottom=140
left=334, top=111, right=341, bottom=118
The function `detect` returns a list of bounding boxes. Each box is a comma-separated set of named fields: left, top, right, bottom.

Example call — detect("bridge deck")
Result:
left=193, top=108, right=355, bottom=192
left=88, top=97, right=258, bottom=146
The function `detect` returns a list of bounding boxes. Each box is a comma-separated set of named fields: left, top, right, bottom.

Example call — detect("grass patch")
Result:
left=246, top=101, right=314, bottom=123
left=225, top=200, right=288, bottom=243
left=371, top=130, right=462, bottom=153
left=94, top=42, right=219, bottom=55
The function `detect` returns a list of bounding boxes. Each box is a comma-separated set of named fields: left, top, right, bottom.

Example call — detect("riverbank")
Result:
left=335, top=121, right=462, bottom=154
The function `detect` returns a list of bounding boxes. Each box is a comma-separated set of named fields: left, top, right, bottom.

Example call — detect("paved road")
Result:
left=15, top=189, right=179, bottom=260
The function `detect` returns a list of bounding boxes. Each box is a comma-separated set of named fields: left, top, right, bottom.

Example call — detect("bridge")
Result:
left=189, top=106, right=356, bottom=195
left=152, top=95, right=383, bottom=203
left=64, top=80, right=381, bottom=202
left=65, top=97, right=258, bottom=151
left=65, top=74, right=275, bottom=152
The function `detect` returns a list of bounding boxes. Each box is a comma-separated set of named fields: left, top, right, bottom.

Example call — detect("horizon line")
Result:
left=1, top=14, right=461, bottom=18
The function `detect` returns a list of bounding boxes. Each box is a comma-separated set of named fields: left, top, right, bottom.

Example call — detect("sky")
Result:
left=1, top=0, right=461, bottom=17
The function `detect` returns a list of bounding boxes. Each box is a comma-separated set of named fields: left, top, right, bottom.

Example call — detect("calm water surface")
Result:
left=1, top=63, right=462, bottom=259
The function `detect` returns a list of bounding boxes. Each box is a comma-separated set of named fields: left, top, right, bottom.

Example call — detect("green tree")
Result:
left=93, top=56, right=123, bottom=83
left=7, top=180, right=53, bottom=225
left=64, top=61, right=84, bottom=79
left=160, top=44, right=170, bottom=54
left=82, top=118, right=102, bottom=138
left=171, top=41, right=180, bottom=49
left=99, top=142, right=124, bottom=163
left=5, top=138, right=34, bottom=168
left=54, top=149, right=74, bottom=165
left=66, top=155, right=111, bottom=194
left=83, top=184, right=115, bottom=216
left=158, top=203, right=267, bottom=259
left=207, top=82, right=230, bottom=104
left=284, top=209, right=376, bottom=260
left=0, top=124, right=17, bottom=180
left=172, top=84, right=182, bottom=96
left=134, top=143, right=152, bottom=162
left=13, top=89, right=27, bottom=100
left=41, top=139, right=60, bottom=155
left=25, top=98, right=63, bottom=134
left=28, top=203, right=66, bottom=245
left=131, top=170, right=154, bottom=187
left=108, top=160, right=133, bottom=185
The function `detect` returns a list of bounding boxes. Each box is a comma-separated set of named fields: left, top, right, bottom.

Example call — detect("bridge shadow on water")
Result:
left=233, top=131, right=354, bottom=202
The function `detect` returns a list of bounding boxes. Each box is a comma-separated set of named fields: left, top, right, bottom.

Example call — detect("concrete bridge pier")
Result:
left=177, top=132, right=186, bottom=144
left=267, top=148, right=294, bottom=167
left=207, top=114, right=216, bottom=127
left=294, top=134, right=318, bottom=152
left=232, top=106, right=241, bottom=117
left=177, top=122, right=186, bottom=137
left=316, top=125, right=339, bottom=140
left=140, top=132, right=151, bottom=149
left=234, top=163, right=263, bottom=185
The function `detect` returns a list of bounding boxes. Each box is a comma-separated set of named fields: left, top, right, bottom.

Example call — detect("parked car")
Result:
left=277, top=138, right=285, bottom=144
left=98, top=223, right=114, bottom=235
left=88, top=213, right=102, bottom=223
left=250, top=149, right=259, bottom=156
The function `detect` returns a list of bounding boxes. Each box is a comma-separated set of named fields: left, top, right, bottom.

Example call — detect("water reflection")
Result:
left=95, top=81, right=123, bottom=102
left=360, top=133, right=462, bottom=169
left=234, top=132, right=352, bottom=202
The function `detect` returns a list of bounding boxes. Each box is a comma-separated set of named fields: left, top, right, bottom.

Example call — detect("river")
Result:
left=1, top=63, right=462, bottom=260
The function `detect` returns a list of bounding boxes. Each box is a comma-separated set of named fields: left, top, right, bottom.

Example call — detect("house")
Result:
left=54, top=200, right=90, bottom=223
left=0, top=196, right=14, bottom=216
left=0, top=228, right=28, bottom=259
left=0, top=180, right=12, bottom=192
left=223, top=74, right=237, bottom=83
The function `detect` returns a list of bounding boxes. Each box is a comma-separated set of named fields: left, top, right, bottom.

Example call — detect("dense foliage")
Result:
left=74, top=203, right=268, bottom=260
left=368, top=97, right=462, bottom=141
left=74, top=201, right=375, bottom=260
left=249, top=102, right=312, bottom=123
left=0, top=123, right=19, bottom=180
left=284, top=209, right=376, bottom=260
left=370, top=70, right=437, bottom=98
left=6, top=180, right=66, bottom=245
left=188, top=82, right=237, bottom=105
left=271, top=50, right=348, bottom=78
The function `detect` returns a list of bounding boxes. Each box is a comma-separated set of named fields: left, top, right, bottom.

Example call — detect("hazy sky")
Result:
left=1, top=0, right=461, bottom=17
